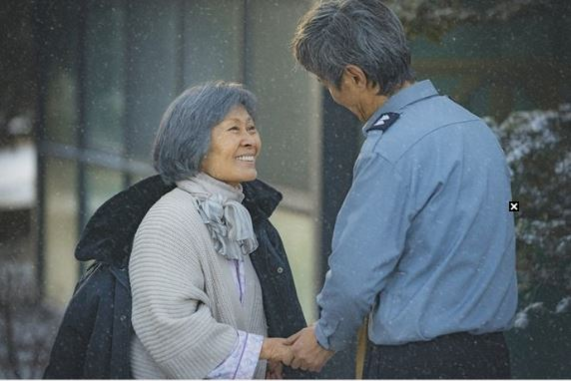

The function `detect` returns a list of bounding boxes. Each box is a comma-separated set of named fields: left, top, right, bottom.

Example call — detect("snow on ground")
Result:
left=0, top=142, right=36, bottom=209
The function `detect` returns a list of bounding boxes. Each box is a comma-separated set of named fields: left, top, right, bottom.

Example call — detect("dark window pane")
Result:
left=184, top=0, right=244, bottom=85
left=43, top=2, right=80, bottom=146
left=125, top=0, right=181, bottom=163
left=85, top=2, right=126, bottom=154
left=246, top=0, right=319, bottom=193
left=85, top=166, right=124, bottom=219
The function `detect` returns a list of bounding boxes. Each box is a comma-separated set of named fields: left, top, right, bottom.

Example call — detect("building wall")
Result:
left=37, top=0, right=322, bottom=320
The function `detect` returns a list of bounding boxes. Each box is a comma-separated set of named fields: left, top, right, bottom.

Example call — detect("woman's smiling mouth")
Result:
left=236, top=155, right=255, bottom=162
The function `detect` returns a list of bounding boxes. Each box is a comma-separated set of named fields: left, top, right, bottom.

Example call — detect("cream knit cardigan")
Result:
left=129, top=185, right=267, bottom=379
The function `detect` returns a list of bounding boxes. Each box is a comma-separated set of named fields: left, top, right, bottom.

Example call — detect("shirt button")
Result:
left=277, top=267, right=284, bottom=274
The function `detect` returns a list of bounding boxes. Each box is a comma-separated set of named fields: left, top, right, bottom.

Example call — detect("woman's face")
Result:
left=201, top=105, right=261, bottom=187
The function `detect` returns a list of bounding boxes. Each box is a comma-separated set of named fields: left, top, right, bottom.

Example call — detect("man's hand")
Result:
left=285, top=326, right=334, bottom=372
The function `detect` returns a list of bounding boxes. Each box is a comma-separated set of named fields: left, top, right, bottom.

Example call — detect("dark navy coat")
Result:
left=44, top=175, right=308, bottom=379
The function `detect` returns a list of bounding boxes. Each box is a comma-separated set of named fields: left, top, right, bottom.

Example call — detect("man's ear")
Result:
left=343, top=65, right=368, bottom=89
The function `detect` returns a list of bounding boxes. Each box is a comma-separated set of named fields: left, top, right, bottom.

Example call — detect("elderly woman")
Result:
left=129, top=81, right=303, bottom=379
left=43, top=82, right=307, bottom=379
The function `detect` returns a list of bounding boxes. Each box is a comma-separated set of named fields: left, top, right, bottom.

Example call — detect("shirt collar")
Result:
left=362, top=80, right=439, bottom=135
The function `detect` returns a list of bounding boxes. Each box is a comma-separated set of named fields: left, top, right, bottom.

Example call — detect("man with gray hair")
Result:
left=286, top=0, right=517, bottom=378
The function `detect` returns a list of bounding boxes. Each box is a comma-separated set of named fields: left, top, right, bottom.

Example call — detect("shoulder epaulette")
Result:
left=367, top=112, right=400, bottom=133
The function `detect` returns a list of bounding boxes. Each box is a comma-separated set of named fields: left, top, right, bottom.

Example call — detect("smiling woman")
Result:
left=44, top=82, right=308, bottom=379
left=201, top=105, right=262, bottom=187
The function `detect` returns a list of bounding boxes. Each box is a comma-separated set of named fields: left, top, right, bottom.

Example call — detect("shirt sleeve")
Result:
left=315, top=152, right=414, bottom=351
left=207, top=330, right=264, bottom=379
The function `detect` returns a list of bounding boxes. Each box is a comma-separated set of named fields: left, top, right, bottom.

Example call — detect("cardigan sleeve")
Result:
left=129, top=196, right=240, bottom=379
left=207, top=330, right=264, bottom=379
left=207, top=260, right=263, bottom=379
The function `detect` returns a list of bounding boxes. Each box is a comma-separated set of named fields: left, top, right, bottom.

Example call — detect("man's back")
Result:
left=355, top=81, right=518, bottom=344
left=290, top=0, right=517, bottom=377
left=316, top=81, right=517, bottom=348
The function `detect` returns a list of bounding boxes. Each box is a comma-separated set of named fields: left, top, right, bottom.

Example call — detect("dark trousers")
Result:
left=364, top=332, right=511, bottom=379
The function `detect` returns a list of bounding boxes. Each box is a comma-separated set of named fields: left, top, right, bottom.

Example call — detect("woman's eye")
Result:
left=228, top=126, right=239, bottom=132
left=248, top=125, right=257, bottom=132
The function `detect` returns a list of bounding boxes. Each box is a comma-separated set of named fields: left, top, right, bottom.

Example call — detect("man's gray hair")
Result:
left=153, top=81, right=257, bottom=184
left=292, top=0, right=414, bottom=96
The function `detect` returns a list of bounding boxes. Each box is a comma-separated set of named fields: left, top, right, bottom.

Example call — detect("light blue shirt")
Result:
left=315, top=80, right=517, bottom=350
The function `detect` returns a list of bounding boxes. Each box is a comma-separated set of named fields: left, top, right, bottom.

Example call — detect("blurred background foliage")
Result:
left=491, top=105, right=570, bottom=297
left=387, top=0, right=553, bottom=40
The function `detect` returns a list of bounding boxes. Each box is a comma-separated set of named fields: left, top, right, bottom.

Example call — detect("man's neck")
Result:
left=358, top=81, right=413, bottom=122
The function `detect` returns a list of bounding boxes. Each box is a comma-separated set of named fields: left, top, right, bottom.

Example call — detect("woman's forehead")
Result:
left=222, top=105, right=254, bottom=122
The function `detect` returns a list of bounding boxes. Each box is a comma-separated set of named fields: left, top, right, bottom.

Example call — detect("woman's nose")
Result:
left=241, top=133, right=255, bottom=146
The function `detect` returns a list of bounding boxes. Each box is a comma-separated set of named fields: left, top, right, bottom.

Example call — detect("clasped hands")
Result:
left=262, top=325, right=335, bottom=378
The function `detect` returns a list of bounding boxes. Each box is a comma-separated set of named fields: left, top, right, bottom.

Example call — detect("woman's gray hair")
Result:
left=291, top=0, right=414, bottom=96
left=153, top=81, right=257, bottom=184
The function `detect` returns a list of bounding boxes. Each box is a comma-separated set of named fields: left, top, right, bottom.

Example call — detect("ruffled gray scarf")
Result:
left=176, top=172, right=258, bottom=261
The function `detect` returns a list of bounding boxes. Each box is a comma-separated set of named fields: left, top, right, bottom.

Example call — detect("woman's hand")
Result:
left=260, top=338, right=293, bottom=366
left=266, top=360, right=283, bottom=379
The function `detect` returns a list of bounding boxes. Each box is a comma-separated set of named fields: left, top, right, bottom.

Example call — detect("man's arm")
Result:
left=315, top=153, right=413, bottom=351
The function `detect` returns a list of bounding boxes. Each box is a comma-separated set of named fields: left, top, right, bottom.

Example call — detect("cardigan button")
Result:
left=277, top=267, right=284, bottom=274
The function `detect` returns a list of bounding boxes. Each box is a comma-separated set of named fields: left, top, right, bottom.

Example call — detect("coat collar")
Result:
left=74, top=175, right=174, bottom=267
left=242, top=178, right=282, bottom=222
